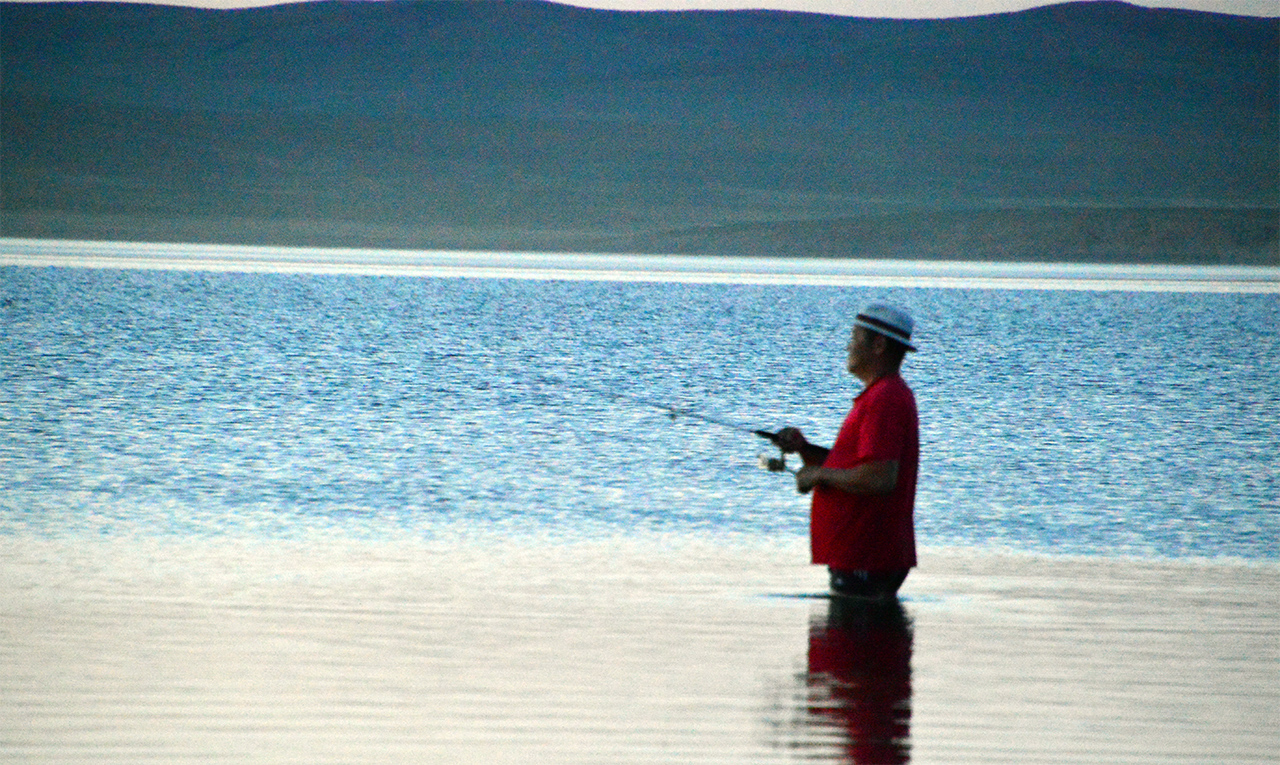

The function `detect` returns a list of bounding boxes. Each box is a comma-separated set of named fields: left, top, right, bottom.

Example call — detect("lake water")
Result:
left=2, top=241, right=1278, bottom=763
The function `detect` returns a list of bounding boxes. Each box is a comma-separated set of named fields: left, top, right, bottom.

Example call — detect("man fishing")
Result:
left=775, top=302, right=920, bottom=600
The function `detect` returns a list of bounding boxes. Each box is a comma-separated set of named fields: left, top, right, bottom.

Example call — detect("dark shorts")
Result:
left=828, top=568, right=910, bottom=599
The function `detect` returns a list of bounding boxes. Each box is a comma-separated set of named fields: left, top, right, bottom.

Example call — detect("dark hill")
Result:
left=2, top=0, right=1276, bottom=263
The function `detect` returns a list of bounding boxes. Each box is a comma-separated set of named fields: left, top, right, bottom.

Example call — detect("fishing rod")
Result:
left=604, top=390, right=797, bottom=474
left=660, top=401, right=799, bottom=475
left=611, top=391, right=780, bottom=442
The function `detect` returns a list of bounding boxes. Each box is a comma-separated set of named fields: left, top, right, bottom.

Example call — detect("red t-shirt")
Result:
left=811, top=374, right=919, bottom=571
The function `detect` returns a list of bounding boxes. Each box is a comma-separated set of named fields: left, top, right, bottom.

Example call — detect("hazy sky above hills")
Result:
left=8, top=0, right=1279, bottom=17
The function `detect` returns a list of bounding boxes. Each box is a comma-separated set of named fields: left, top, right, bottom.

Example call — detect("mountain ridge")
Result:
left=2, top=0, right=1276, bottom=262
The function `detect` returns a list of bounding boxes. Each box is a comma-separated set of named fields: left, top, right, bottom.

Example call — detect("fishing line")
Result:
left=536, top=376, right=793, bottom=475
left=603, top=389, right=781, bottom=444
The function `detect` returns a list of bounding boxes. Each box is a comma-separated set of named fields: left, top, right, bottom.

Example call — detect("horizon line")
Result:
left=4, top=238, right=1278, bottom=294
left=3, top=0, right=1279, bottom=18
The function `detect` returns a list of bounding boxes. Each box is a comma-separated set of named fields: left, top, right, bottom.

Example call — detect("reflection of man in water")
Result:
left=777, top=302, right=919, bottom=599
left=806, top=597, right=913, bottom=763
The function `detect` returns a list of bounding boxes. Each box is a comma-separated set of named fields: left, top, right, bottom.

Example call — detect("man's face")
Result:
left=845, top=326, right=875, bottom=375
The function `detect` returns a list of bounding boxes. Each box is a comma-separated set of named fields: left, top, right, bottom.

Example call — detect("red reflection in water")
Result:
left=805, top=597, right=913, bottom=764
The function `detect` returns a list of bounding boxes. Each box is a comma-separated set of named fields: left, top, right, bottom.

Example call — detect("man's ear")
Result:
left=870, top=333, right=889, bottom=356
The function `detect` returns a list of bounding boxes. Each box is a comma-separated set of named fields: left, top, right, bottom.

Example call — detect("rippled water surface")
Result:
left=1, top=252, right=1278, bottom=763
left=2, top=263, right=1277, bottom=556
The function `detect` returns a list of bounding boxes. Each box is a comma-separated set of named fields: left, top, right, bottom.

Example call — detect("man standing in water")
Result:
left=776, top=302, right=919, bottom=599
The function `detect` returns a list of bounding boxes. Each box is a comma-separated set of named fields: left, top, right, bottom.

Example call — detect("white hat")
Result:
left=854, top=302, right=916, bottom=351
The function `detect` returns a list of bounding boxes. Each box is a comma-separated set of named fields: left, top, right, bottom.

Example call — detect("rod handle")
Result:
left=754, top=429, right=781, bottom=445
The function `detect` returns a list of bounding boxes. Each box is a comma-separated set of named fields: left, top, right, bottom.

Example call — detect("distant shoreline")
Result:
left=5, top=236, right=1278, bottom=292
left=2, top=205, right=1276, bottom=267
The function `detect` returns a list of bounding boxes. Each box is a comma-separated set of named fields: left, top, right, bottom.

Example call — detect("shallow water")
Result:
left=3, top=538, right=1276, bottom=764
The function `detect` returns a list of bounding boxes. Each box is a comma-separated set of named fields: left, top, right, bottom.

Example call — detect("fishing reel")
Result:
left=755, top=429, right=796, bottom=474
left=757, top=452, right=792, bottom=473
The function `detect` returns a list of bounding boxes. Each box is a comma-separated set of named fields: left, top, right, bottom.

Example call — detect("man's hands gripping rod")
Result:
left=757, top=428, right=833, bottom=493
left=627, top=395, right=854, bottom=494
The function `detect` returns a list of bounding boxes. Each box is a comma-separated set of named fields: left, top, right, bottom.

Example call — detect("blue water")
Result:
left=2, top=264, right=1277, bottom=559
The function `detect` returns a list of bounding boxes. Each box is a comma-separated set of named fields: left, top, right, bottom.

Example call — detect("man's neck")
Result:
left=856, top=363, right=900, bottom=388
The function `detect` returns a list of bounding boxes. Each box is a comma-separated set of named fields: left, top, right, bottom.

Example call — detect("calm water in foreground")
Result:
left=1, top=245, right=1277, bottom=763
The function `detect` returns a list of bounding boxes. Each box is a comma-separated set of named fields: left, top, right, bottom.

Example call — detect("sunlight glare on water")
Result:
left=1, top=248, right=1276, bottom=558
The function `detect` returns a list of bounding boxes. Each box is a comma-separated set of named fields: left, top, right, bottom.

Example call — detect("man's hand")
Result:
left=775, top=427, right=831, bottom=467
left=773, top=427, right=809, bottom=454
left=794, top=465, right=823, bottom=494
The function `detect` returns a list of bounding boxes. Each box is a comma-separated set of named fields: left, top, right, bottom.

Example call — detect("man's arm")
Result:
left=795, top=460, right=899, bottom=496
